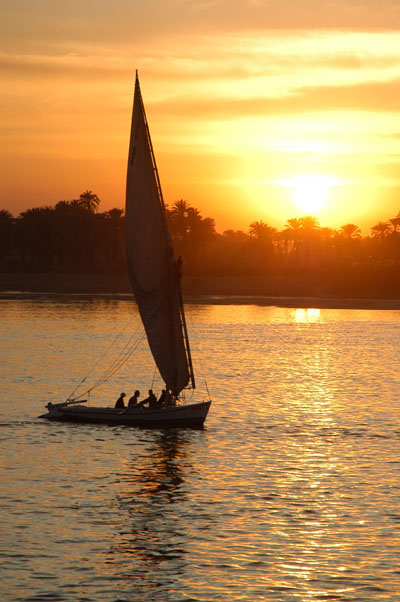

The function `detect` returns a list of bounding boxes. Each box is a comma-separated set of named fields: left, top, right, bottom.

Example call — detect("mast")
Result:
left=127, top=72, right=195, bottom=391
left=175, top=258, right=196, bottom=389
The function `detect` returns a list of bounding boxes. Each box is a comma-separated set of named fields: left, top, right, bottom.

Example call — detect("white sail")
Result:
left=125, top=73, right=192, bottom=395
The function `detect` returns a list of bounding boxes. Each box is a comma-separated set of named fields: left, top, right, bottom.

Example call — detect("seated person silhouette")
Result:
left=143, top=389, right=157, bottom=408
left=128, top=390, right=140, bottom=408
left=115, top=392, right=126, bottom=408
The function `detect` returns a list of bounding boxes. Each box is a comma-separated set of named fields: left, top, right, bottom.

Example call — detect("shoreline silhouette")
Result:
left=1, top=272, right=399, bottom=309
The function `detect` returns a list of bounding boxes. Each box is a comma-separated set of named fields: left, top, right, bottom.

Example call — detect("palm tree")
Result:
left=337, top=224, right=362, bottom=263
left=222, top=229, right=250, bottom=244
left=319, top=227, right=336, bottom=262
left=387, top=213, right=400, bottom=262
left=77, top=190, right=101, bottom=213
left=104, top=208, right=125, bottom=264
left=168, top=200, right=191, bottom=237
left=300, top=216, right=320, bottom=233
left=371, top=221, right=390, bottom=239
left=340, top=224, right=361, bottom=239
left=283, top=218, right=303, bottom=256
left=168, top=199, right=215, bottom=265
left=55, top=200, right=72, bottom=212
left=106, top=208, right=124, bottom=221
left=286, top=217, right=302, bottom=231
left=249, top=220, right=276, bottom=241
left=248, top=220, right=276, bottom=271
left=389, top=214, right=400, bottom=233
left=299, top=216, right=320, bottom=267
left=320, top=226, right=336, bottom=241
left=370, top=220, right=394, bottom=262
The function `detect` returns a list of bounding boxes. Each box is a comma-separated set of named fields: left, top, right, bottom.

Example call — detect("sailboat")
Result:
left=40, top=73, right=212, bottom=428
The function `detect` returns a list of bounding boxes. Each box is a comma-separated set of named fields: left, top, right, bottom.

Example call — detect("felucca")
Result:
left=40, top=73, right=211, bottom=428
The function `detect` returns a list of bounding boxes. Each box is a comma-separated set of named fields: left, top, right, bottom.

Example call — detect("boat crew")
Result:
left=115, top=392, right=126, bottom=408
left=157, top=389, right=167, bottom=406
left=143, top=389, right=157, bottom=407
left=128, top=390, right=140, bottom=408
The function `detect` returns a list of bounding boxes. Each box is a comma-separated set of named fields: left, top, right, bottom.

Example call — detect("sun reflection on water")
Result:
left=293, top=307, right=321, bottom=322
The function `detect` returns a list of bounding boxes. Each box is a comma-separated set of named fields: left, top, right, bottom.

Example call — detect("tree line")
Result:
left=1, top=191, right=400, bottom=288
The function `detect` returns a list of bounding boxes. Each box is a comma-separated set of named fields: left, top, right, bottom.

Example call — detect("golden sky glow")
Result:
left=1, top=1, right=400, bottom=232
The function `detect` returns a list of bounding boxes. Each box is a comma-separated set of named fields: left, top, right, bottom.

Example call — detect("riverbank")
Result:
left=1, top=272, right=400, bottom=309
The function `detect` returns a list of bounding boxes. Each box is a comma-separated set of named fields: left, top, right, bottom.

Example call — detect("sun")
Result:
left=285, top=174, right=336, bottom=213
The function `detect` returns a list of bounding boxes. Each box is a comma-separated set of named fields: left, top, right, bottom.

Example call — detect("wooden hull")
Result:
left=39, top=401, right=211, bottom=428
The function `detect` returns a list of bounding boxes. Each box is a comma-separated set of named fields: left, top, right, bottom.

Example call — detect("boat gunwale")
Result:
left=60, top=400, right=210, bottom=415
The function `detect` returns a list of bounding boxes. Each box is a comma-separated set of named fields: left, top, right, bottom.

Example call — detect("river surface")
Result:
left=1, top=298, right=400, bottom=602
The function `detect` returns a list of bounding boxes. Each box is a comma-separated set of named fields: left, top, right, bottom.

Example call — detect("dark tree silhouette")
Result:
left=78, top=190, right=101, bottom=213
left=283, top=217, right=303, bottom=256
left=168, top=199, right=215, bottom=265
left=340, top=224, right=361, bottom=239
left=17, top=207, right=55, bottom=265
left=371, top=221, right=391, bottom=240
left=248, top=220, right=277, bottom=272
left=1, top=195, right=400, bottom=300
left=389, top=214, right=400, bottom=232
left=104, top=208, right=125, bottom=265
left=0, top=209, right=13, bottom=264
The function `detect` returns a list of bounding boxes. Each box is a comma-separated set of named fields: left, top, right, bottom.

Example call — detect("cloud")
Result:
left=2, top=29, right=400, bottom=110
left=0, top=51, right=131, bottom=80
left=155, top=80, right=400, bottom=121
left=2, top=29, right=400, bottom=154
left=2, top=0, right=400, bottom=58
left=133, top=30, right=400, bottom=112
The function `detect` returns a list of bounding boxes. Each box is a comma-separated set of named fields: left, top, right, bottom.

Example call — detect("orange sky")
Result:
left=1, top=1, right=400, bottom=233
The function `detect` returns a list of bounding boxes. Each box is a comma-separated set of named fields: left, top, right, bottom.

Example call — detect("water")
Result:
left=1, top=298, right=400, bottom=602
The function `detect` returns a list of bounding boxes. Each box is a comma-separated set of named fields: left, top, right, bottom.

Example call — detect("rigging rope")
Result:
left=185, top=303, right=212, bottom=402
left=82, top=330, right=146, bottom=397
left=66, top=317, right=145, bottom=402
left=150, top=363, right=158, bottom=390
